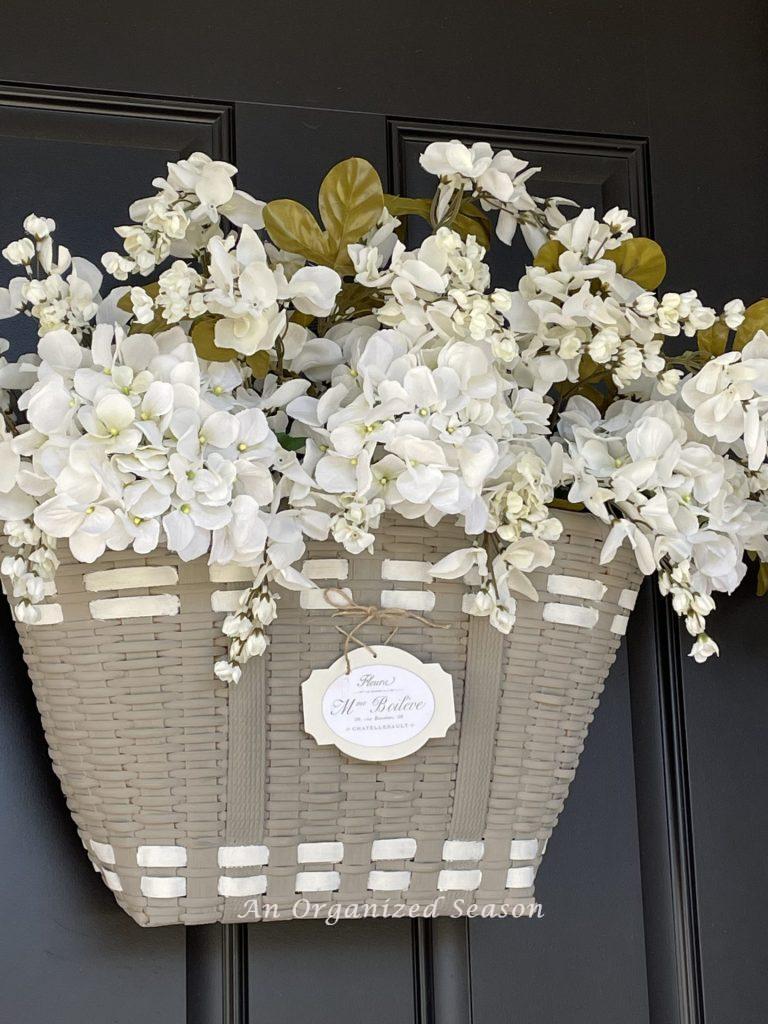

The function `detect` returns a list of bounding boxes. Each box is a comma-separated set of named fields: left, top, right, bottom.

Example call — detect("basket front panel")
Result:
left=8, top=512, right=641, bottom=925
left=260, top=516, right=473, bottom=915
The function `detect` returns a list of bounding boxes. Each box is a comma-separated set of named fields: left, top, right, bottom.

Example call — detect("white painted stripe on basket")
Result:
left=380, top=590, right=436, bottom=612
left=101, top=869, right=123, bottom=893
left=140, top=876, right=186, bottom=898
left=89, top=594, right=180, bottom=620
left=209, top=564, right=254, bottom=583
left=547, top=574, right=606, bottom=601
left=22, top=603, right=63, bottom=625
left=137, top=845, right=187, bottom=868
left=89, top=839, right=116, bottom=864
left=367, top=870, right=411, bottom=891
left=300, top=588, right=352, bottom=610
left=382, top=560, right=434, bottom=583
left=218, top=875, right=267, bottom=897
left=297, top=841, right=344, bottom=863
left=542, top=602, right=599, bottom=629
left=509, top=838, right=539, bottom=860
left=610, top=614, right=629, bottom=636
left=302, top=559, right=349, bottom=580
left=295, top=871, right=340, bottom=892
left=618, top=588, right=638, bottom=611
left=438, top=869, right=482, bottom=891
left=506, top=866, right=536, bottom=889
left=211, top=589, right=245, bottom=613
left=442, top=840, right=484, bottom=862
left=371, top=838, right=417, bottom=860
left=218, top=845, right=269, bottom=868
left=83, top=565, right=178, bottom=591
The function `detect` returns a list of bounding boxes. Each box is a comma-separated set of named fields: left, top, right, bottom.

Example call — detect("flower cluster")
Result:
left=418, top=139, right=569, bottom=250
left=558, top=372, right=768, bottom=655
left=0, top=140, right=766, bottom=673
left=105, top=152, right=341, bottom=361
left=0, top=322, right=334, bottom=679
left=103, top=153, right=266, bottom=278
left=130, top=225, right=341, bottom=359
left=0, top=518, right=58, bottom=625
left=0, top=215, right=107, bottom=339
left=504, top=210, right=719, bottom=391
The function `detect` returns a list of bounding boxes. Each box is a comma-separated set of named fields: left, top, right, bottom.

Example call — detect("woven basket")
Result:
left=5, top=510, right=640, bottom=926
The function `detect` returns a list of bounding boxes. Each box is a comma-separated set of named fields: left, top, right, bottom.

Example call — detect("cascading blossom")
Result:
left=0, top=139, right=767, bottom=676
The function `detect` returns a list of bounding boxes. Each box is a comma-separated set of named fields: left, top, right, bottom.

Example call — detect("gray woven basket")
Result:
left=6, top=510, right=640, bottom=926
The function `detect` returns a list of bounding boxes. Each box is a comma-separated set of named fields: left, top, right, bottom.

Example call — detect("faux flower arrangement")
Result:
left=1, top=143, right=767, bottom=682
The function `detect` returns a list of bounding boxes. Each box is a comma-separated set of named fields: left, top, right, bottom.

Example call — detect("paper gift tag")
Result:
left=301, top=645, right=456, bottom=762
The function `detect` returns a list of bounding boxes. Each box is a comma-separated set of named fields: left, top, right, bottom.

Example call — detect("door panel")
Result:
left=246, top=920, right=415, bottom=1024
left=0, top=2, right=766, bottom=1016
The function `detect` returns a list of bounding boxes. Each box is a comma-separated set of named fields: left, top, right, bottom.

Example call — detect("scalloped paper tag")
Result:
left=301, top=645, right=456, bottom=762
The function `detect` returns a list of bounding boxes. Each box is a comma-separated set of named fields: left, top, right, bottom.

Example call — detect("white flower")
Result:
left=101, top=252, right=135, bottom=281
left=281, top=266, right=341, bottom=317
left=206, top=226, right=284, bottom=356
left=34, top=467, right=116, bottom=562
left=601, top=519, right=656, bottom=575
left=214, top=660, right=242, bottom=684
left=23, top=215, right=55, bottom=240
left=723, top=299, right=745, bottom=330
left=689, top=634, right=719, bottom=663
left=130, top=287, right=155, bottom=324
left=79, top=392, right=140, bottom=452
left=681, top=336, right=768, bottom=468
left=430, top=546, right=488, bottom=580
left=3, top=238, right=35, bottom=265
left=419, top=140, right=494, bottom=180
left=462, top=588, right=495, bottom=615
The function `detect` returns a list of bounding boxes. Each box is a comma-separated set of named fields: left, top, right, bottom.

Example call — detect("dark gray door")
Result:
left=0, top=3, right=766, bottom=1021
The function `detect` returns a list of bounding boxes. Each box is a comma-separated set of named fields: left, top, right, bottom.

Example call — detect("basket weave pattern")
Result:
left=7, top=511, right=640, bottom=926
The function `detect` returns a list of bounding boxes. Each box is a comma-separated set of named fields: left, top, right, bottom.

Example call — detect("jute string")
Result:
left=323, top=587, right=450, bottom=672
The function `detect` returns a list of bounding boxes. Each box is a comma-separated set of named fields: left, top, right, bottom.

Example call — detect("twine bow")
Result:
left=323, top=587, right=450, bottom=673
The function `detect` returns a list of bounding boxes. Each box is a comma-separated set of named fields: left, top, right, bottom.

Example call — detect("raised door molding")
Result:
left=0, top=82, right=233, bottom=158
left=387, top=117, right=650, bottom=230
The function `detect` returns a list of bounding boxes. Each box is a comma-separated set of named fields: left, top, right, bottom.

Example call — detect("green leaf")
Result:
left=290, top=310, right=315, bottom=328
left=697, top=319, right=730, bottom=358
left=382, top=195, right=432, bottom=222
left=533, top=239, right=565, bottom=273
left=550, top=497, right=586, bottom=513
left=276, top=432, right=306, bottom=452
left=758, top=561, right=768, bottom=597
left=604, top=238, right=666, bottom=290
left=453, top=200, right=492, bottom=249
left=331, top=281, right=385, bottom=320
left=190, top=315, right=239, bottom=362
left=734, top=298, right=768, bottom=350
left=246, top=350, right=271, bottom=377
left=318, top=158, right=384, bottom=274
left=264, top=158, right=384, bottom=275
left=382, top=194, right=492, bottom=248
left=262, top=199, right=329, bottom=266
